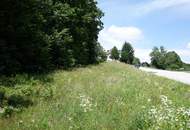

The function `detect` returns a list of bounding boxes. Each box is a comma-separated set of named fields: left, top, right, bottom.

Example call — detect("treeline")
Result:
left=110, top=43, right=189, bottom=71
left=0, top=0, right=106, bottom=75
left=150, top=46, right=190, bottom=70
left=110, top=42, right=140, bottom=66
left=150, top=46, right=183, bottom=70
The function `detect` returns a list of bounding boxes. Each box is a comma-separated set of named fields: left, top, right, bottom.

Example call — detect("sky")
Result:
left=97, top=0, right=190, bottom=63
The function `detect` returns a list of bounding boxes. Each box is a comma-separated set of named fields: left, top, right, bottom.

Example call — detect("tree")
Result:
left=164, top=51, right=182, bottom=70
left=0, top=0, right=52, bottom=74
left=95, top=43, right=107, bottom=62
left=120, top=42, right=134, bottom=64
left=133, top=57, right=141, bottom=66
left=0, top=0, right=104, bottom=75
left=150, top=46, right=183, bottom=70
left=50, top=1, right=104, bottom=67
left=150, top=46, right=167, bottom=69
left=110, top=46, right=120, bottom=60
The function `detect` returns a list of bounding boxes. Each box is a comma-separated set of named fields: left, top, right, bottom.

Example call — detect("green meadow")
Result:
left=0, top=62, right=190, bottom=130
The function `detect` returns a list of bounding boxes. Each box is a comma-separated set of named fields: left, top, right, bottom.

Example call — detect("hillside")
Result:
left=0, top=62, right=190, bottom=130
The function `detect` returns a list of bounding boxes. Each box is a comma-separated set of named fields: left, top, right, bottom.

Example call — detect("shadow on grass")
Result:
left=0, top=62, right=103, bottom=87
left=0, top=73, right=54, bottom=87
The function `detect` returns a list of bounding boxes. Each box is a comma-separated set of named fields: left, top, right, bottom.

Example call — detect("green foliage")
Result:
left=1, top=106, right=14, bottom=118
left=150, top=46, right=167, bottom=69
left=0, top=0, right=104, bottom=75
left=182, top=63, right=190, bottom=71
left=7, top=95, right=33, bottom=108
left=165, top=51, right=182, bottom=70
left=0, top=62, right=189, bottom=129
left=150, top=46, right=183, bottom=70
left=110, top=46, right=120, bottom=60
left=133, top=57, right=141, bottom=65
left=95, top=43, right=107, bottom=62
left=120, top=42, right=134, bottom=64
left=0, top=73, right=54, bottom=117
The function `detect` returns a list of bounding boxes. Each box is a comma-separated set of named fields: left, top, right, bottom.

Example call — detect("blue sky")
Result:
left=97, top=0, right=190, bottom=63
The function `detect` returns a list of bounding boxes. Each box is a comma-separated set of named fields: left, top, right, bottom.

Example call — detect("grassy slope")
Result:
left=0, top=62, right=190, bottom=130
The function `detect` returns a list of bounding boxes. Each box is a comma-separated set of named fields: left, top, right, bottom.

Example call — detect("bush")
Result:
left=2, top=106, right=14, bottom=118
left=7, top=95, right=33, bottom=108
left=166, top=64, right=180, bottom=70
left=150, top=47, right=183, bottom=70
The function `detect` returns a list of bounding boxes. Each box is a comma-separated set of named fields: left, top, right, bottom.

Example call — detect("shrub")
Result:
left=2, top=106, right=14, bottom=118
left=166, top=64, right=180, bottom=70
left=7, top=95, right=33, bottom=108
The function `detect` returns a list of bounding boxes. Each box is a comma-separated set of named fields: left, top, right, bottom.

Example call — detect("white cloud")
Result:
left=132, top=0, right=190, bottom=16
left=98, top=25, right=143, bottom=50
left=98, top=25, right=190, bottom=63
left=175, top=49, right=190, bottom=57
left=135, top=48, right=152, bottom=63
left=187, top=42, right=190, bottom=49
left=98, top=25, right=150, bottom=62
left=173, top=49, right=190, bottom=63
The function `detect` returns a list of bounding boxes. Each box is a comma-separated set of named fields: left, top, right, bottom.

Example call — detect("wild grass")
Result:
left=0, top=62, right=190, bottom=130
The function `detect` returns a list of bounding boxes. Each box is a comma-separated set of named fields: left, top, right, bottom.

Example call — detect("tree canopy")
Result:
left=150, top=46, right=183, bottom=70
left=0, top=0, right=104, bottom=75
left=150, top=46, right=167, bottom=69
left=120, top=42, right=134, bottom=64
left=133, top=57, right=141, bottom=66
left=164, top=51, right=182, bottom=70
left=110, top=46, right=120, bottom=60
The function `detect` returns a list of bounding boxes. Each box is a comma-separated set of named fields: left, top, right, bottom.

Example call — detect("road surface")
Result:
left=140, top=67, right=190, bottom=85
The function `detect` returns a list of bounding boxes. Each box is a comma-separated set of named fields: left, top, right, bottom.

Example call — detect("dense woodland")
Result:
left=0, top=0, right=107, bottom=75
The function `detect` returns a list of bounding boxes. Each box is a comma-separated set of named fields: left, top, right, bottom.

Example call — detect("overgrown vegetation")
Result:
left=182, top=63, right=190, bottom=71
left=0, top=0, right=105, bottom=75
left=0, top=74, right=54, bottom=117
left=0, top=62, right=189, bottom=130
left=150, top=46, right=183, bottom=70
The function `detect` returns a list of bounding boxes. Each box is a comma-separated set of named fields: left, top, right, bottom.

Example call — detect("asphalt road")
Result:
left=140, top=67, right=190, bottom=85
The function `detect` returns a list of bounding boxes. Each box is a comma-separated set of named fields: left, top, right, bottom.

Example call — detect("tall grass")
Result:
left=0, top=62, right=190, bottom=130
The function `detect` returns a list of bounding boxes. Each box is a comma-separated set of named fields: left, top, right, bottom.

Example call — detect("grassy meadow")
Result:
left=0, top=62, right=190, bottom=130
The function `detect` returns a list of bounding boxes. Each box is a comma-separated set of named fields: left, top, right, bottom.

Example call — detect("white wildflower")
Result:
left=146, top=95, right=190, bottom=129
left=31, top=119, right=35, bottom=123
left=79, top=94, right=95, bottom=112
left=68, top=117, right=72, bottom=121
left=0, top=107, right=4, bottom=114
left=19, top=120, right=23, bottom=124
